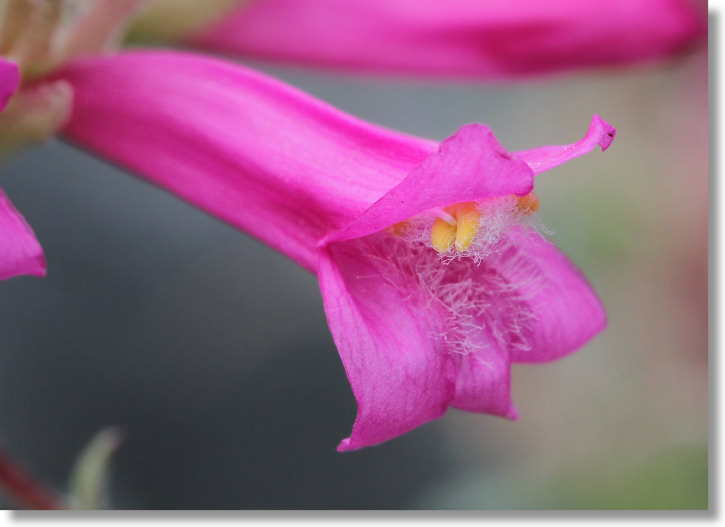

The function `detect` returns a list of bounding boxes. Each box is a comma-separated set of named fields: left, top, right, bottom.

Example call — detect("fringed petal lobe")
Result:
left=450, top=347, right=516, bottom=418
left=499, top=227, right=607, bottom=363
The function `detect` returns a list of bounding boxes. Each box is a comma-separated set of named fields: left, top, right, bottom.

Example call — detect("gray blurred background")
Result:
left=0, top=46, right=708, bottom=509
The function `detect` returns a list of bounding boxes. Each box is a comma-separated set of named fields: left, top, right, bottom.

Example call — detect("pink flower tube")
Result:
left=58, top=51, right=614, bottom=450
left=193, top=0, right=705, bottom=79
left=0, top=59, right=46, bottom=280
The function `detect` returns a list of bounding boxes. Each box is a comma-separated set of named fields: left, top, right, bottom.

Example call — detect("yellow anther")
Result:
left=516, top=192, right=539, bottom=214
left=431, top=217, right=457, bottom=253
left=430, top=202, right=482, bottom=254
left=452, top=203, right=481, bottom=252
left=425, top=194, right=540, bottom=255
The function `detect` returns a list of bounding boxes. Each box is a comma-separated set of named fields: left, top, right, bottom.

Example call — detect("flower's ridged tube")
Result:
left=58, top=51, right=437, bottom=271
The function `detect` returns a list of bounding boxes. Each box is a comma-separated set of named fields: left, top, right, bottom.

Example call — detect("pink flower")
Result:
left=0, top=58, right=46, bottom=280
left=58, top=51, right=614, bottom=450
left=190, top=0, right=705, bottom=79
left=0, top=0, right=147, bottom=280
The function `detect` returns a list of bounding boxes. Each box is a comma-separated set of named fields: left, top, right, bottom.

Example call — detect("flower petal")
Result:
left=57, top=51, right=436, bottom=271
left=450, top=344, right=516, bottom=418
left=0, top=58, right=19, bottom=112
left=0, top=60, right=45, bottom=280
left=514, top=114, right=616, bottom=175
left=498, top=227, right=606, bottom=363
left=326, top=124, right=534, bottom=244
left=193, top=0, right=704, bottom=79
left=318, top=243, right=456, bottom=451
left=0, top=187, right=46, bottom=280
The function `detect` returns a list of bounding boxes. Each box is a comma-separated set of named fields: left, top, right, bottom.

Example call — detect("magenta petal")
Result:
left=0, top=62, right=45, bottom=280
left=515, top=114, right=616, bottom=175
left=194, top=0, right=704, bottom=79
left=318, top=245, right=455, bottom=451
left=0, top=188, right=46, bottom=280
left=0, top=58, right=19, bottom=112
left=327, top=124, right=534, bottom=244
left=58, top=51, right=435, bottom=271
left=500, top=227, right=606, bottom=363
left=450, top=343, right=515, bottom=418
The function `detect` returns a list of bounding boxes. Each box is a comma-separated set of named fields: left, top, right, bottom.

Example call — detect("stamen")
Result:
left=389, top=192, right=541, bottom=259
left=516, top=192, right=539, bottom=214
left=430, top=202, right=482, bottom=254
left=452, top=203, right=481, bottom=252
left=431, top=217, right=457, bottom=253
left=431, top=207, right=457, bottom=226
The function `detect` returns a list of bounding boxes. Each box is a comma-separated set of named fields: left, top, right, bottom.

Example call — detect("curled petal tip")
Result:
left=514, top=114, right=616, bottom=175
left=506, top=404, right=519, bottom=421
left=591, top=114, right=616, bottom=152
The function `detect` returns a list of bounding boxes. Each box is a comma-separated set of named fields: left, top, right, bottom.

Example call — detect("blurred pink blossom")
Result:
left=59, top=51, right=614, bottom=449
left=192, top=0, right=705, bottom=79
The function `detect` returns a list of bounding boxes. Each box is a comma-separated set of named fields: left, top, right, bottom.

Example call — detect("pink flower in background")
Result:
left=0, top=58, right=45, bottom=280
left=59, top=51, right=614, bottom=450
left=190, top=0, right=705, bottom=79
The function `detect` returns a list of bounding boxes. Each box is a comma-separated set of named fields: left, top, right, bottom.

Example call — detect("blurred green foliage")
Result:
left=539, top=444, right=708, bottom=510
